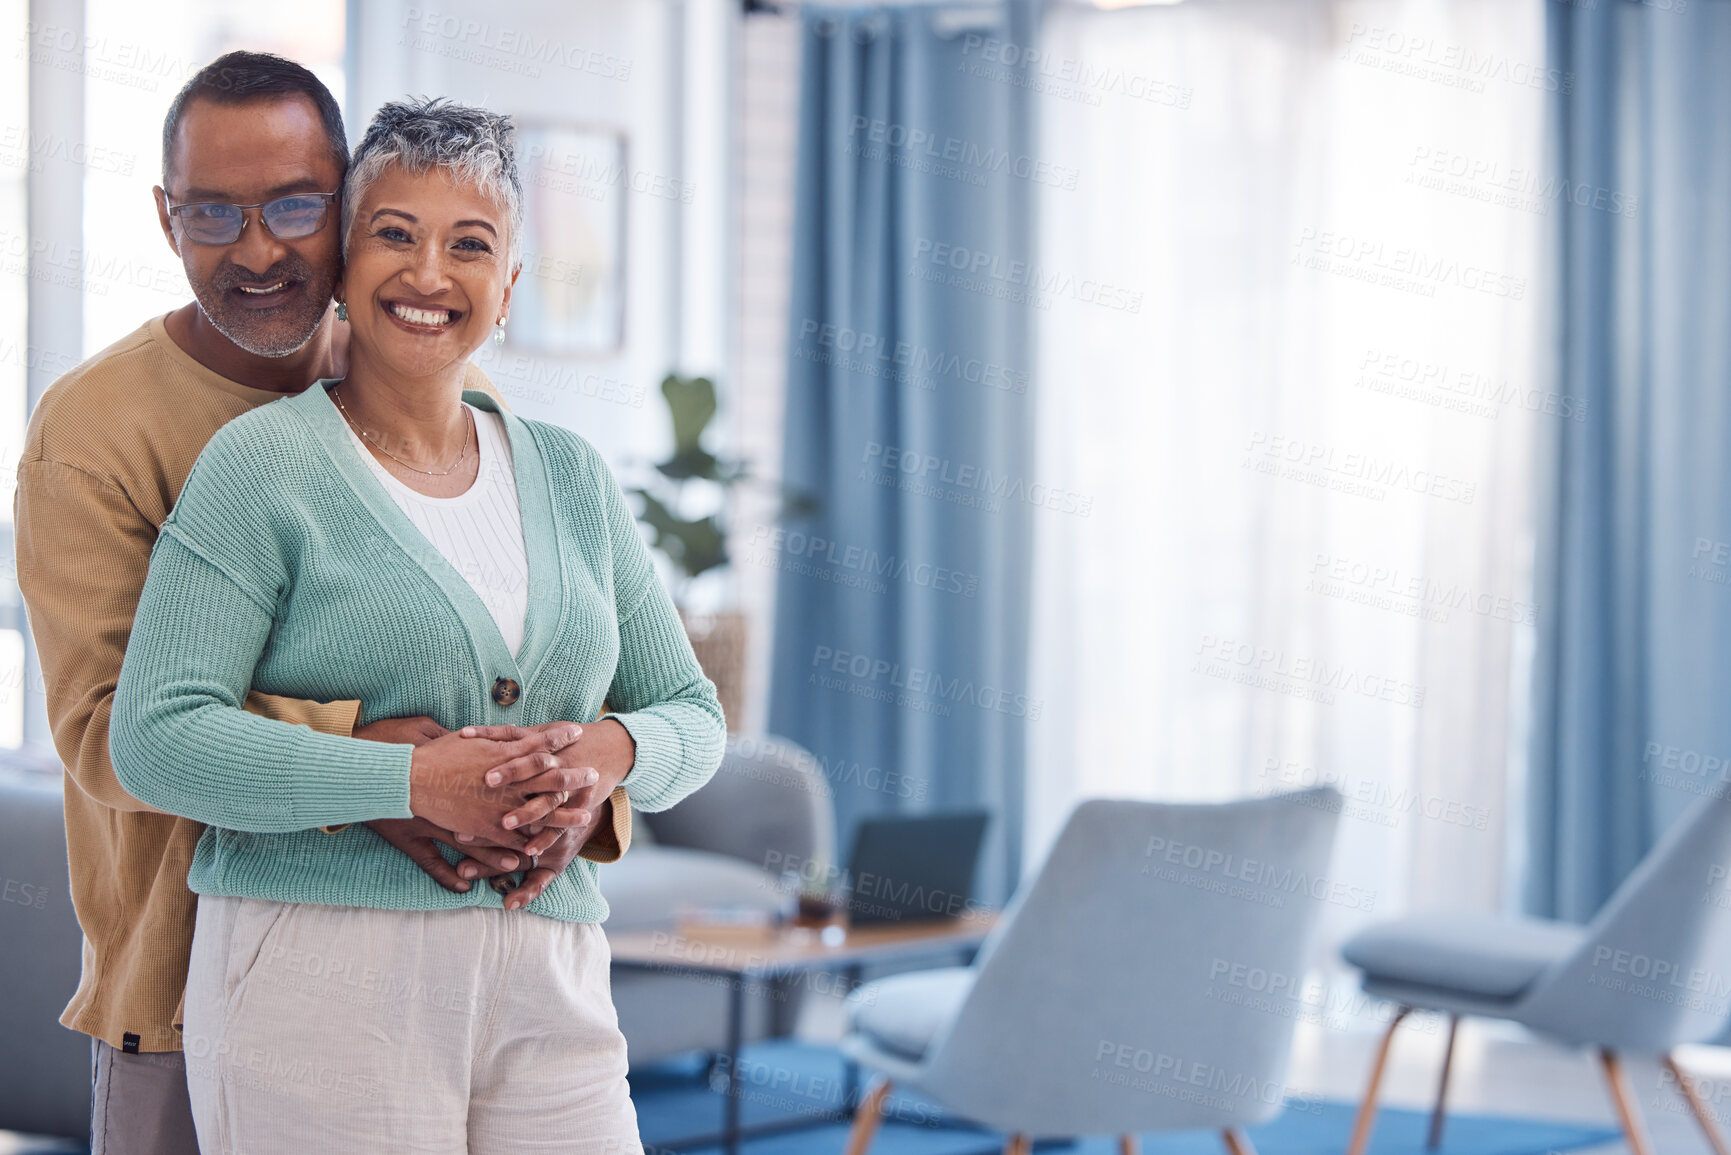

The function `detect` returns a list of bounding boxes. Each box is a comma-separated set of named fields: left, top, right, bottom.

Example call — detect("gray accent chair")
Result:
left=601, top=733, right=835, bottom=1064
left=0, top=763, right=90, bottom=1142
left=1341, top=784, right=1731, bottom=1155
left=838, top=790, right=1343, bottom=1155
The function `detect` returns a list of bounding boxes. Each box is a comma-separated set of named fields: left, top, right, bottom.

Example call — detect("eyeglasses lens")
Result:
left=175, top=195, right=330, bottom=245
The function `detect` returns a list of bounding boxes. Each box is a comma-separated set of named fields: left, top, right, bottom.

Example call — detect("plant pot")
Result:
left=680, top=610, right=747, bottom=732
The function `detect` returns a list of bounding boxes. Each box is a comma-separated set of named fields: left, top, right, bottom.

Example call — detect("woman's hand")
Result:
left=456, top=719, right=634, bottom=856
left=407, top=724, right=588, bottom=847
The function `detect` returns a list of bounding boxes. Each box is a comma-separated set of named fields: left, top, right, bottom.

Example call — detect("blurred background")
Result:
left=5, top=1, right=1731, bottom=1152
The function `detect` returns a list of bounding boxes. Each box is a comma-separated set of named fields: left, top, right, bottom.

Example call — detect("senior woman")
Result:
left=109, top=97, right=722, bottom=1154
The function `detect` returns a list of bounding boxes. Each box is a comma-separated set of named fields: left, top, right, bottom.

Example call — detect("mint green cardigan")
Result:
left=110, top=382, right=724, bottom=923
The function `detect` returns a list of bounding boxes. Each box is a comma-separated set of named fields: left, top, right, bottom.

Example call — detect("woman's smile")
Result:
left=382, top=298, right=462, bottom=332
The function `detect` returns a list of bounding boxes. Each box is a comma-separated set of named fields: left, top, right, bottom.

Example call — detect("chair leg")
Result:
left=1426, top=1014, right=1461, bottom=1150
left=1221, top=1127, right=1258, bottom=1155
left=1119, top=1134, right=1141, bottom=1155
left=1599, top=1049, right=1654, bottom=1155
left=1664, top=1052, right=1731, bottom=1155
left=1346, top=1005, right=1411, bottom=1155
left=844, top=1078, right=893, bottom=1155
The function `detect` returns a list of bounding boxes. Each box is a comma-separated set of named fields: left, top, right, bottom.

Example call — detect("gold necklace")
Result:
left=331, top=383, right=476, bottom=477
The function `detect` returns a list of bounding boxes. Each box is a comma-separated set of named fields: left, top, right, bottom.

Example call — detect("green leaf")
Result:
left=662, top=374, right=717, bottom=455
left=631, top=488, right=730, bottom=579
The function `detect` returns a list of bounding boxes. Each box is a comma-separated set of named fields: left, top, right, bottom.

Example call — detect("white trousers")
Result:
left=184, top=895, right=642, bottom=1154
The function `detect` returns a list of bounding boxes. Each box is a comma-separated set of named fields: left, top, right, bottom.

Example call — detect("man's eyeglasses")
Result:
left=165, top=192, right=339, bottom=246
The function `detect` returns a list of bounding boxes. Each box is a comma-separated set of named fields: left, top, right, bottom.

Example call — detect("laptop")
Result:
left=842, top=810, right=990, bottom=926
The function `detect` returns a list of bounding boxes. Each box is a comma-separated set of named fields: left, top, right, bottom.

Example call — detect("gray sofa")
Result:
left=602, top=733, right=835, bottom=1064
left=0, top=734, right=833, bottom=1140
left=0, top=755, right=90, bottom=1142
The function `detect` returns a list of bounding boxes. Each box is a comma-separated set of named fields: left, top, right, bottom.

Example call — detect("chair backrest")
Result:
left=641, top=733, right=836, bottom=879
left=1517, top=785, right=1731, bottom=1051
left=0, top=769, right=91, bottom=1140
left=918, top=789, right=1342, bottom=1136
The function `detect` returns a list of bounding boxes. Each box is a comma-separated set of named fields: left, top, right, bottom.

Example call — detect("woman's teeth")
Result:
left=390, top=304, right=455, bottom=327
left=237, top=282, right=289, bottom=295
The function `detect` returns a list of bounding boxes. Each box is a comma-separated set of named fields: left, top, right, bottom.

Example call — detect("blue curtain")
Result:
left=1527, top=0, right=1731, bottom=921
left=768, top=4, right=1035, bottom=904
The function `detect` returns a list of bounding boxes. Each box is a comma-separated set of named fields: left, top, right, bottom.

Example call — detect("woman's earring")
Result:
left=493, top=320, right=507, bottom=345
left=335, top=301, right=348, bottom=322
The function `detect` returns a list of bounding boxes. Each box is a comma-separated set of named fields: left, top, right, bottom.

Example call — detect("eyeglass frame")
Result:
left=163, top=191, right=341, bottom=246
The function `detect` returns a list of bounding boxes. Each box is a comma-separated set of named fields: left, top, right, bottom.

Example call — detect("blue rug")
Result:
left=631, top=1042, right=1621, bottom=1155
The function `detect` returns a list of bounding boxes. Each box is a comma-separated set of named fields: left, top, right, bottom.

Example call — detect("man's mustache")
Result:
left=208, top=257, right=317, bottom=293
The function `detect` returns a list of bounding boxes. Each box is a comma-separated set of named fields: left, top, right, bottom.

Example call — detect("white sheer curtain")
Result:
left=1027, top=0, right=1547, bottom=960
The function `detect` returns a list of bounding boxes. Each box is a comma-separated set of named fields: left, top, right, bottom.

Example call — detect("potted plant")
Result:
left=629, top=373, right=751, bottom=728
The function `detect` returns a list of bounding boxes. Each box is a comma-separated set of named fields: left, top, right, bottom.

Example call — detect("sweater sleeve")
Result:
left=588, top=450, right=726, bottom=813
left=109, top=438, right=414, bottom=832
left=14, top=456, right=363, bottom=816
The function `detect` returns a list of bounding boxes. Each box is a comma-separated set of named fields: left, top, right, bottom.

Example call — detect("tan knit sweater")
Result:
left=15, top=316, right=630, bottom=1052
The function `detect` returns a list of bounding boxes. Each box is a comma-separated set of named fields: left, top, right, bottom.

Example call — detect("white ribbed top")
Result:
left=344, top=403, right=529, bottom=655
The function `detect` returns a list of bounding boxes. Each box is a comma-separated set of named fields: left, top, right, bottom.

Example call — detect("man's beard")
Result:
left=189, top=254, right=337, bottom=358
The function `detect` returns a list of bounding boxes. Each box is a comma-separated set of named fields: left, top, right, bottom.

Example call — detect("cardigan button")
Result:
left=491, top=677, right=521, bottom=706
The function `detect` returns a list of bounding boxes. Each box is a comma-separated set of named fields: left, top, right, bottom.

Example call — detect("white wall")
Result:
left=349, top=0, right=731, bottom=473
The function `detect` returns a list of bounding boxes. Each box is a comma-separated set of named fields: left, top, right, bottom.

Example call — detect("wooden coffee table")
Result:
left=608, top=913, right=995, bottom=1154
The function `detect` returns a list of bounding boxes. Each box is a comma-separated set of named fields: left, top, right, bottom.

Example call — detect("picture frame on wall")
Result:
left=509, top=122, right=627, bottom=356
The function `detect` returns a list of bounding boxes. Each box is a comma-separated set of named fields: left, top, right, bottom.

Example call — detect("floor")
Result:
left=1281, top=1010, right=1731, bottom=1155
left=8, top=1002, right=1731, bottom=1153
left=797, top=994, right=1731, bottom=1155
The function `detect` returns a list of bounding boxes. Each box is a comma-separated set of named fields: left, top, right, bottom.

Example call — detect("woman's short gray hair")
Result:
left=342, top=96, right=523, bottom=271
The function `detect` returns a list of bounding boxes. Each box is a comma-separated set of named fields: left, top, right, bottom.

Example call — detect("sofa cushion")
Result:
left=598, top=845, right=783, bottom=933
left=1343, top=912, right=1585, bottom=999
left=846, top=967, right=975, bottom=1062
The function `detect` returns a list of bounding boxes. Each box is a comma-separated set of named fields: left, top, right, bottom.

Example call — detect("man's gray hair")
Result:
left=342, top=96, right=523, bottom=270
